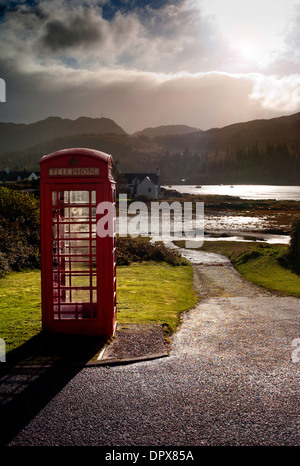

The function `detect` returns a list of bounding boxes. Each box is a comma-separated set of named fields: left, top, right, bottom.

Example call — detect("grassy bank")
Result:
left=0, top=262, right=196, bottom=355
left=193, top=241, right=300, bottom=297
left=0, top=270, right=42, bottom=352
left=117, top=261, right=196, bottom=332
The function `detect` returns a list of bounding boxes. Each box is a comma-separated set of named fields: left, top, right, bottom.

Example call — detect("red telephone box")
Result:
left=40, top=148, right=117, bottom=337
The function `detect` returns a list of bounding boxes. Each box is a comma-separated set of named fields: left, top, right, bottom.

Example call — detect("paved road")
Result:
left=5, top=250, right=300, bottom=446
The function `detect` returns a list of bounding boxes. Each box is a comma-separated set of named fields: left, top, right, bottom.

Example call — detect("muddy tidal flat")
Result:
left=161, top=190, right=300, bottom=243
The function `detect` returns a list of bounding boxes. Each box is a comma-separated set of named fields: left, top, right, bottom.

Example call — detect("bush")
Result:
left=0, top=216, right=40, bottom=273
left=277, top=217, right=300, bottom=274
left=116, top=236, right=188, bottom=266
left=0, top=187, right=40, bottom=276
left=0, top=252, right=9, bottom=278
left=0, top=187, right=40, bottom=245
left=286, top=216, right=300, bottom=273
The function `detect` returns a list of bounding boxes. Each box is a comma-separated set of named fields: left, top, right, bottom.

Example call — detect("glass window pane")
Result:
left=67, top=259, right=90, bottom=271
left=52, top=192, right=57, bottom=205
left=59, top=191, right=68, bottom=204
left=70, top=224, right=90, bottom=233
left=64, top=275, right=90, bottom=287
left=53, top=257, right=58, bottom=270
left=73, top=208, right=90, bottom=222
left=66, top=289, right=90, bottom=303
left=69, top=191, right=89, bottom=204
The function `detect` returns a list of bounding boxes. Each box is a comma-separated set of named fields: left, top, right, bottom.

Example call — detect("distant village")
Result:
left=0, top=167, right=40, bottom=183
left=0, top=163, right=161, bottom=199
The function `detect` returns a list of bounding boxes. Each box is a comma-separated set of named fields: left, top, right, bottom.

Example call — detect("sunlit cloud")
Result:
left=195, top=0, right=298, bottom=71
left=250, top=74, right=300, bottom=112
left=0, top=0, right=299, bottom=131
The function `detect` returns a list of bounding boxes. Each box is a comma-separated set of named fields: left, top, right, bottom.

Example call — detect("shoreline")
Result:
left=117, top=188, right=299, bottom=244
left=160, top=188, right=299, bottom=242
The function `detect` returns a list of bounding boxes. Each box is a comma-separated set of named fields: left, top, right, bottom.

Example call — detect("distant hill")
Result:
left=0, top=112, right=300, bottom=185
left=0, top=116, right=127, bottom=153
left=148, top=112, right=300, bottom=154
left=203, top=112, right=300, bottom=147
left=132, top=124, right=201, bottom=138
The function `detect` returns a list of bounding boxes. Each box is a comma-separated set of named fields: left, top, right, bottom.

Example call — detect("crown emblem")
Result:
left=69, top=157, right=79, bottom=166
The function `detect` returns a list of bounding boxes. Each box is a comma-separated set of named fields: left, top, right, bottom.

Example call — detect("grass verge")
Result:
left=0, top=270, right=42, bottom=353
left=183, top=240, right=300, bottom=297
left=117, top=261, right=197, bottom=332
left=0, top=261, right=196, bottom=358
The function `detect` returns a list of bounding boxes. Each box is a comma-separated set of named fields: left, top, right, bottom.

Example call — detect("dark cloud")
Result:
left=40, top=13, right=103, bottom=52
left=0, top=0, right=299, bottom=131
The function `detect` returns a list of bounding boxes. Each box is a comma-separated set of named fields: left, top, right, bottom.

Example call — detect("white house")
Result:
left=124, top=169, right=160, bottom=199
left=0, top=167, right=40, bottom=183
left=136, top=176, right=158, bottom=198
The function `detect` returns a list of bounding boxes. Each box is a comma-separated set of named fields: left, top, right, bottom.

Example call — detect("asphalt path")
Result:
left=4, top=249, right=300, bottom=447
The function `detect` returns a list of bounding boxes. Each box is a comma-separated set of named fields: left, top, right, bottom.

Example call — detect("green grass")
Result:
left=0, top=262, right=197, bottom=355
left=0, top=270, right=42, bottom=353
left=232, top=245, right=300, bottom=296
left=176, top=240, right=300, bottom=297
left=117, top=261, right=197, bottom=332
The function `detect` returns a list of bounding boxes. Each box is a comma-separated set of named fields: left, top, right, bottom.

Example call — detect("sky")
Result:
left=0, top=0, right=299, bottom=133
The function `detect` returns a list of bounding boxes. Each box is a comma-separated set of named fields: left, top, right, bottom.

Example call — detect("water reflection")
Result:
left=168, top=184, right=300, bottom=201
left=116, top=210, right=290, bottom=244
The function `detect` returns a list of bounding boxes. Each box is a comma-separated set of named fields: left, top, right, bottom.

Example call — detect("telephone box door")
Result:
left=49, top=185, right=100, bottom=322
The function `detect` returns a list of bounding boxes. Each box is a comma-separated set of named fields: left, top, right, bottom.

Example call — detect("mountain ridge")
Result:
left=0, top=116, right=127, bottom=153
left=1, top=111, right=300, bottom=155
left=0, top=111, right=299, bottom=185
left=132, top=124, right=202, bottom=138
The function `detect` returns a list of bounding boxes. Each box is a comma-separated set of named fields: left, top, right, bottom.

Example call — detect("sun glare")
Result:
left=236, top=40, right=261, bottom=62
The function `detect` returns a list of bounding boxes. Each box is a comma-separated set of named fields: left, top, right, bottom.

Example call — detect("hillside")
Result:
left=204, top=112, right=300, bottom=147
left=0, top=112, right=300, bottom=185
left=0, top=116, right=126, bottom=153
left=148, top=112, right=300, bottom=153
left=132, top=124, right=201, bottom=138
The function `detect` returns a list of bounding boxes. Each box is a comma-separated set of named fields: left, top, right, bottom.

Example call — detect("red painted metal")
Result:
left=40, top=148, right=116, bottom=337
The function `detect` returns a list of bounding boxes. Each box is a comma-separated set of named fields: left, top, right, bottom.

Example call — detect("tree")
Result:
left=288, top=216, right=300, bottom=273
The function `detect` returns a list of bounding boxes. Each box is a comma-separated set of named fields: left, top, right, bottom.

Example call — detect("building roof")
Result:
left=0, top=170, right=40, bottom=181
left=124, top=172, right=159, bottom=185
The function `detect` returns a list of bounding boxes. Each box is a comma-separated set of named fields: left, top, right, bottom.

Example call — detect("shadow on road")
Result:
left=0, top=332, right=107, bottom=445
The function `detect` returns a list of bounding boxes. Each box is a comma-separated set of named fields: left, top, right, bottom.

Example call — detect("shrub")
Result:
left=116, top=236, right=188, bottom=266
left=0, top=187, right=40, bottom=245
left=0, top=188, right=40, bottom=276
left=0, top=216, right=40, bottom=273
left=0, top=252, right=9, bottom=278
left=286, top=216, right=300, bottom=273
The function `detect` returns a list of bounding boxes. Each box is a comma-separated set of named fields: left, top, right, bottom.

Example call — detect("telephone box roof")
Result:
left=40, top=148, right=113, bottom=165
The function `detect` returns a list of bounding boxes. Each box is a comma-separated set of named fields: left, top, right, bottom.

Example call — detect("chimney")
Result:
left=156, top=168, right=160, bottom=177
left=5, top=166, right=9, bottom=174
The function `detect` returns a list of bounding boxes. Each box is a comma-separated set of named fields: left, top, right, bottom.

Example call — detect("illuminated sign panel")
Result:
left=49, top=167, right=100, bottom=176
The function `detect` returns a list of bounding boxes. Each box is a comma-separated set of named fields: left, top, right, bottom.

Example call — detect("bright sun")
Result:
left=236, top=40, right=260, bottom=62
